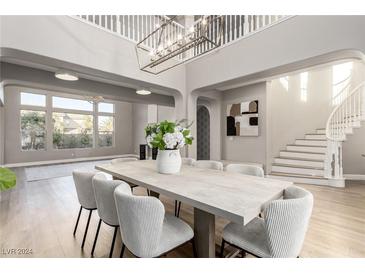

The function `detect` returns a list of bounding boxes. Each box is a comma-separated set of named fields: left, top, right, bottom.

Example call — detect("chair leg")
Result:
left=177, top=202, right=181, bottom=218
left=109, top=226, right=118, bottom=258
left=240, top=249, right=246, bottom=258
left=147, top=189, right=150, bottom=196
left=220, top=239, right=226, bottom=258
left=174, top=200, right=177, bottom=216
left=191, top=239, right=197, bottom=258
left=91, top=219, right=102, bottom=257
left=81, top=209, right=93, bottom=249
left=120, top=243, right=126, bottom=258
left=73, top=206, right=82, bottom=236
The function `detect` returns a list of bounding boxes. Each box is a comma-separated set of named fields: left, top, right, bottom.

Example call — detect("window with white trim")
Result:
left=20, top=92, right=47, bottom=151
left=97, top=103, right=114, bottom=147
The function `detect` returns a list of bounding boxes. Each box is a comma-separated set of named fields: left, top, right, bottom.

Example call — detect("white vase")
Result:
left=156, top=149, right=182, bottom=174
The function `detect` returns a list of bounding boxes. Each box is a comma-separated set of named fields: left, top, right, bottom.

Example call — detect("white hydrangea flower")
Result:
left=146, top=135, right=154, bottom=148
left=163, top=133, right=177, bottom=149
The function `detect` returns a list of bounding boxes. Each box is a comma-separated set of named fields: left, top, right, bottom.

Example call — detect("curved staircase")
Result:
left=269, top=81, right=365, bottom=187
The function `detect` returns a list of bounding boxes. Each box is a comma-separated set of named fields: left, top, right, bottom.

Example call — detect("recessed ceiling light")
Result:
left=136, top=89, right=151, bottom=95
left=55, top=71, right=79, bottom=81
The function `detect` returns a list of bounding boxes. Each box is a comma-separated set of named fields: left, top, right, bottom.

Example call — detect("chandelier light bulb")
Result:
left=167, top=40, right=172, bottom=47
left=177, top=34, right=183, bottom=40
left=158, top=45, right=163, bottom=52
left=155, top=23, right=160, bottom=28
left=202, top=18, right=207, bottom=25
left=189, top=26, right=194, bottom=33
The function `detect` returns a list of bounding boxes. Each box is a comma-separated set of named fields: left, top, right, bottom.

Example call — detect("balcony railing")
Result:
left=73, top=15, right=287, bottom=54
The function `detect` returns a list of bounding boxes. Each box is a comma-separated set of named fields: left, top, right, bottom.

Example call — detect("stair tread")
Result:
left=280, top=150, right=325, bottom=155
left=272, top=163, right=324, bottom=170
left=269, top=172, right=326, bottom=180
left=288, top=144, right=327, bottom=148
left=296, top=138, right=327, bottom=141
left=274, top=157, right=324, bottom=162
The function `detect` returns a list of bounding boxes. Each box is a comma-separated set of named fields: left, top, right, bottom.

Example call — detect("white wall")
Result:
left=3, top=85, right=134, bottom=164
left=132, top=103, right=176, bottom=154
left=343, top=125, right=365, bottom=175
left=221, top=82, right=267, bottom=167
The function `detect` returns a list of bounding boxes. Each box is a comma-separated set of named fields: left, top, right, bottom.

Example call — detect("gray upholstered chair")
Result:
left=111, top=157, right=138, bottom=164
left=91, top=173, right=123, bottom=258
left=193, top=160, right=224, bottom=171
left=72, top=170, right=98, bottom=249
left=182, top=157, right=196, bottom=166
left=114, top=182, right=196, bottom=258
left=220, top=186, right=313, bottom=258
left=225, top=163, right=264, bottom=177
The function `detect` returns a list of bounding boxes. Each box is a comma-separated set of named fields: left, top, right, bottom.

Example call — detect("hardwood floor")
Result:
left=0, top=166, right=364, bottom=258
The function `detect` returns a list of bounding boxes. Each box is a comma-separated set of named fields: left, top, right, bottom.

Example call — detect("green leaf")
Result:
left=0, top=168, right=17, bottom=191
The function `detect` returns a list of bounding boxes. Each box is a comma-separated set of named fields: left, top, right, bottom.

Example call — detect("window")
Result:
left=20, top=110, right=46, bottom=150
left=279, top=76, right=289, bottom=91
left=98, top=102, right=114, bottom=113
left=21, top=92, right=46, bottom=107
left=97, top=102, right=114, bottom=147
left=98, top=116, right=114, bottom=147
left=332, top=62, right=353, bottom=105
left=52, top=96, right=93, bottom=111
left=300, top=72, right=308, bottom=102
left=52, top=113, right=93, bottom=149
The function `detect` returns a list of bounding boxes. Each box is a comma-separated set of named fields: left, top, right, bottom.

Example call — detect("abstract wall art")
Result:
left=226, top=100, right=259, bottom=136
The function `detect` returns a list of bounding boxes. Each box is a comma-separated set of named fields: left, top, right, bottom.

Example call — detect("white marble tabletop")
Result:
left=96, top=160, right=292, bottom=225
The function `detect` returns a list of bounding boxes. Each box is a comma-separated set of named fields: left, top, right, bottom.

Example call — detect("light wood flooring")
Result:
left=0, top=166, right=364, bottom=258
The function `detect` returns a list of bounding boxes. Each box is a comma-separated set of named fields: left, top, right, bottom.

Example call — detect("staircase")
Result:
left=269, top=128, right=331, bottom=186
left=269, top=80, right=365, bottom=187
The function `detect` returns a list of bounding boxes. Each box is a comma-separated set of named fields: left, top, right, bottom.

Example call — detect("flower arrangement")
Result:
left=145, top=119, right=193, bottom=150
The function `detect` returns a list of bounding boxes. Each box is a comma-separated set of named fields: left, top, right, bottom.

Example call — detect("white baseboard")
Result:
left=4, top=154, right=139, bottom=168
left=344, top=174, right=365, bottom=181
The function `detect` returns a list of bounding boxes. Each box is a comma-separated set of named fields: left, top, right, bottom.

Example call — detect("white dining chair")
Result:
left=225, top=163, right=265, bottom=177
left=114, top=182, right=196, bottom=258
left=182, top=157, right=196, bottom=166
left=193, top=160, right=224, bottom=171
left=91, top=173, right=123, bottom=258
left=220, top=186, right=313, bottom=258
left=72, top=170, right=98, bottom=249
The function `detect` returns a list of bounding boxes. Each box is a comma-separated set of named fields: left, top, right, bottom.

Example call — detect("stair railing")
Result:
left=324, top=80, right=365, bottom=181
left=326, top=81, right=365, bottom=141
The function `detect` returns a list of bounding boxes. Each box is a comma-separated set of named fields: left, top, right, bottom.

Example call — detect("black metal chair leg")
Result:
left=220, top=239, right=226, bottom=258
left=147, top=189, right=150, bottom=196
left=109, top=226, right=118, bottom=258
left=177, top=201, right=181, bottom=218
left=175, top=201, right=177, bottom=215
left=73, top=206, right=82, bottom=236
left=81, top=209, right=93, bottom=249
left=120, top=243, right=126, bottom=258
left=91, top=219, right=102, bottom=257
left=191, top=239, right=197, bottom=258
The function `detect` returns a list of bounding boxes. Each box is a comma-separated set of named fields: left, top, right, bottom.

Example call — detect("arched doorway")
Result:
left=197, top=105, right=210, bottom=160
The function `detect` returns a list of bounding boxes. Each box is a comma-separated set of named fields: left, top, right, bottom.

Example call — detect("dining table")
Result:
left=95, top=160, right=293, bottom=258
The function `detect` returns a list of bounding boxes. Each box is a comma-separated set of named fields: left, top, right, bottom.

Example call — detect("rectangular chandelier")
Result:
left=136, top=16, right=224, bottom=74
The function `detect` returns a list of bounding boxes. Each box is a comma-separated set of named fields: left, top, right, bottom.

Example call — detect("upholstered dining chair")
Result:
left=193, top=160, right=224, bottom=171
left=72, top=170, right=98, bottom=249
left=181, top=157, right=196, bottom=166
left=220, top=186, right=313, bottom=258
left=225, top=163, right=265, bottom=177
left=91, top=173, right=123, bottom=258
left=114, top=182, right=196, bottom=258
